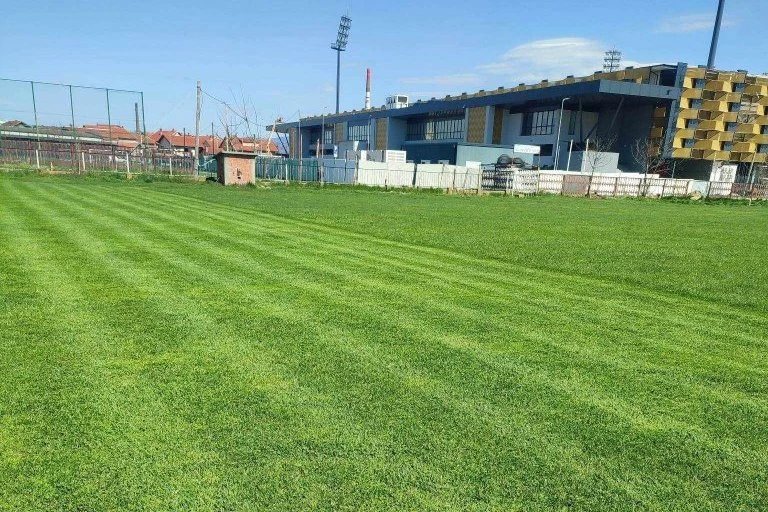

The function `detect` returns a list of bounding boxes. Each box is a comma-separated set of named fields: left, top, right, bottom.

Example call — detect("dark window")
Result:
left=759, top=144, right=768, bottom=154
left=522, top=109, right=556, bottom=136
left=690, top=99, right=703, bottom=109
left=347, top=123, right=369, bottom=142
left=726, top=122, right=737, bottom=132
left=693, top=79, right=706, bottom=88
left=567, top=111, right=576, bottom=135
left=729, top=103, right=741, bottom=112
left=406, top=110, right=465, bottom=141
left=722, top=142, right=733, bottom=151
left=683, top=139, right=695, bottom=148
left=733, top=82, right=746, bottom=93
left=762, top=125, right=768, bottom=135
left=686, top=119, right=700, bottom=129
left=538, top=144, right=553, bottom=157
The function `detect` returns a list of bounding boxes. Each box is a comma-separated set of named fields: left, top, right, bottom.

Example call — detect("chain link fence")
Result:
left=0, top=78, right=193, bottom=175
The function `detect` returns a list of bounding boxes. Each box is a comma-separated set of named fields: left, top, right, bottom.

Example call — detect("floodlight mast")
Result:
left=331, top=15, right=351, bottom=114
left=707, top=0, right=726, bottom=69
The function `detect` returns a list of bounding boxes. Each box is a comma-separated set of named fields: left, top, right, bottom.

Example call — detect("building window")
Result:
left=762, top=125, right=768, bottom=135
left=323, top=126, right=334, bottom=145
left=759, top=144, right=768, bottom=154
left=690, top=99, right=703, bottom=109
left=693, top=78, right=706, bottom=89
left=683, top=139, right=695, bottom=148
left=406, top=110, right=465, bottom=141
left=347, top=123, right=369, bottom=142
left=686, top=119, right=700, bottom=129
left=729, top=103, right=741, bottom=112
left=521, top=109, right=556, bottom=136
left=733, top=82, right=746, bottom=93
left=567, top=111, right=576, bottom=135
left=722, top=142, right=733, bottom=152
left=726, top=122, right=737, bottom=132
left=538, top=144, right=553, bottom=157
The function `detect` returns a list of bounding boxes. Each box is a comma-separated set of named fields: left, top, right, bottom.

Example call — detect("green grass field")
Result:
left=1, top=173, right=767, bottom=511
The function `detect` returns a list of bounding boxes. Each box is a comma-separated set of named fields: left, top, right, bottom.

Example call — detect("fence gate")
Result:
left=561, top=175, right=590, bottom=196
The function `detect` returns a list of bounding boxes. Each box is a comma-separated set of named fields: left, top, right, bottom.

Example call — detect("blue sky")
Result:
left=2, top=0, right=766, bottom=137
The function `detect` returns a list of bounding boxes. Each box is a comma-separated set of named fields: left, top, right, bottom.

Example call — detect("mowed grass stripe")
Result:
left=45, top=180, right=768, bottom=440
left=7, top=180, right=704, bottom=508
left=151, top=181, right=768, bottom=316
left=2, top=177, right=766, bottom=510
left=109, top=182, right=768, bottom=339
left=66, top=181, right=768, bottom=379
left=139, top=183, right=768, bottom=322
left=46, top=179, right=768, bottom=418
left=18, top=178, right=768, bottom=506
left=6, top=181, right=424, bottom=509
left=0, top=183, right=250, bottom=510
left=10, top=180, right=580, bottom=508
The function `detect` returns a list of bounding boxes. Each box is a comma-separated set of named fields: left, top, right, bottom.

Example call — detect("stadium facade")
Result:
left=275, top=63, right=768, bottom=178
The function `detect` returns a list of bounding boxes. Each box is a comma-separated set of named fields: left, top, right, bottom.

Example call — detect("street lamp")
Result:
left=554, top=97, right=571, bottom=170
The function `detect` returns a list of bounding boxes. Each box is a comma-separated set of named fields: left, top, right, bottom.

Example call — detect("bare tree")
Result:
left=631, top=135, right=670, bottom=196
left=583, top=134, right=618, bottom=196
left=582, top=135, right=618, bottom=176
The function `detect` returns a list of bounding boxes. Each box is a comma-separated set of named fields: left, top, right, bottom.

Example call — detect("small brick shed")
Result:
left=216, top=151, right=256, bottom=185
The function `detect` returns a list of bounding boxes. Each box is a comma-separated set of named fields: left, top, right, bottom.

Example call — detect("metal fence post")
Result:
left=68, top=85, right=78, bottom=173
left=106, top=88, right=116, bottom=171
left=140, top=92, right=147, bottom=173
left=30, top=81, right=41, bottom=169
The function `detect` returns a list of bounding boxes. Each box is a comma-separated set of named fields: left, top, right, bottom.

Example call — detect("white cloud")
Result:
left=478, top=37, right=645, bottom=84
left=657, top=13, right=736, bottom=34
left=397, top=37, right=649, bottom=98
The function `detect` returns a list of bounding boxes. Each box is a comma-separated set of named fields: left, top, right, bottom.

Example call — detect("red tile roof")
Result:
left=80, top=124, right=152, bottom=149
left=149, top=129, right=182, bottom=144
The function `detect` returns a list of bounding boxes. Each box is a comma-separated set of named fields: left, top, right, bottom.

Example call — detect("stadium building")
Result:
left=275, top=63, right=768, bottom=179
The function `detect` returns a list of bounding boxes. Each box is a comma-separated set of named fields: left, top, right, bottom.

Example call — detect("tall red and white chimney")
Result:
left=365, top=68, right=372, bottom=110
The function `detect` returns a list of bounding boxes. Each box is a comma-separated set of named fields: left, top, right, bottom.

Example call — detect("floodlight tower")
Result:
left=603, top=49, right=622, bottom=73
left=331, top=15, right=352, bottom=114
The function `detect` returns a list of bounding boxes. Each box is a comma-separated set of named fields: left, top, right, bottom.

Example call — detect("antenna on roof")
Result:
left=604, top=49, right=622, bottom=73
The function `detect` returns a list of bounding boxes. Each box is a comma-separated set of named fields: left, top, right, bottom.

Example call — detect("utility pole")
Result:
left=194, top=81, right=201, bottom=175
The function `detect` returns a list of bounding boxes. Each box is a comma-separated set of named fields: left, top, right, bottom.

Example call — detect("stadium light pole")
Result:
left=707, top=0, right=726, bottom=69
left=331, top=15, right=351, bottom=114
left=554, top=97, right=571, bottom=170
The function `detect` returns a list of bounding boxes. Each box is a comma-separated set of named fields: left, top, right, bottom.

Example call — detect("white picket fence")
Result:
left=254, top=157, right=768, bottom=199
